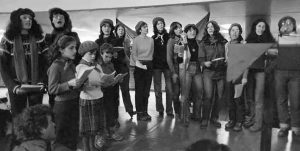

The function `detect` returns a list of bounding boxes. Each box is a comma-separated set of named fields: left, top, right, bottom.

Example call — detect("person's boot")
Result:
left=210, top=118, right=221, bottom=128
left=128, top=111, right=136, bottom=118
left=108, top=127, right=123, bottom=141
left=233, top=122, right=243, bottom=132
left=249, top=102, right=263, bottom=132
left=200, top=119, right=208, bottom=129
left=137, top=112, right=148, bottom=121
left=225, top=120, right=235, bottom=130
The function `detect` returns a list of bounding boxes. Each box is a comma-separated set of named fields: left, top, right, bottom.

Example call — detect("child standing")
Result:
left=47, top=35, right=80, bottom=150
left=76, top=41, right=106, bottom=151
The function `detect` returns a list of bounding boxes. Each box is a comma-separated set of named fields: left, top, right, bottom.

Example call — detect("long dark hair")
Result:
left=169, top=22, right=182, bottom=39
left=202, top=20, right=227, bottom=44
left=153, top=22, right=167, bottom=35
left=228, top=23, right=244, bottom=42
left=48, top=7, right=73, bottom=32
left=4, top=8, right=43, bottom=41
left=246, top=18, right=275, bottom=43
left=48, top=35, right=76, bottom=64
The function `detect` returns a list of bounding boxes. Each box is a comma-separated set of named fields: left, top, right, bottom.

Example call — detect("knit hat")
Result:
left=78, top=41, right=99, bottom=56
left=152, top=17, right=165, bottom=26
left=100, top=19, right=114, bottom=29
left=10, top=8, right=35, bottom=23
left=135, top=21, right=147, bottom=32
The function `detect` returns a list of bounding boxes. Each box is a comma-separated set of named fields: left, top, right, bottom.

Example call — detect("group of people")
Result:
left=0, top=6, right=299, bottom=151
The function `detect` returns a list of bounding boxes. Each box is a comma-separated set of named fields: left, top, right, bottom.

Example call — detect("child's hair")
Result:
left=186, top=139, right=231, bottom=151
left=14, top=104, right=52, bottom=140
left=48, top=35, right=76, bottom=64
left=99, top=43, right=114, bottom=54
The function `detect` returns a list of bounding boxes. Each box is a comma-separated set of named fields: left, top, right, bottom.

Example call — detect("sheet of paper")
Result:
left=234, top=84, right=244, bottom=99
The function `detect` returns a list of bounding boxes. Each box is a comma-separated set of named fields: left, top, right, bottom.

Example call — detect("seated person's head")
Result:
left=186, top=139, right=231, bottom=151
left=14, top=105, right=55, bottom=141
left=278, top=16, right=297, bottom=36
left=99, top=43, right=114, bottom=63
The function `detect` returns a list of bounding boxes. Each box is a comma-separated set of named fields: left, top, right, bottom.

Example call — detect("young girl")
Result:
left=76, top=41, right=106, bottom=151
left=47, top=35, right=80, bottom=150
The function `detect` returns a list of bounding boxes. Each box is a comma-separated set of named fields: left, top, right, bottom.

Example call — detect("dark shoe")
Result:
left=233, top=122, right=243, bottom=132
left=244, top=116, right=254, bottom=128
left=95, top=135, right=106, bottom=150
left=144, top=112, right=152, bottom=121
left=128, top=111, right=136, bottom=118
left=200, top=119, right=208, bottom=129
left=108, top=133, right=124, bottom=141
left=225, top=120, right=235, bottom=129
left=137, top=114, right=148, bottom=121
left=278, top=128, right=289, bottom=137
left=210, top=119, right=221, bottom=128
left=159, top=112, right=164, bottom=117
left=167, top=113, right=174, bottom=118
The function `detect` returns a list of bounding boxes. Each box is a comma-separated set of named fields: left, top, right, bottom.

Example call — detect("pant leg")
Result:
left=172, top=74, right=181, bottom=115
left=288, top=71, right=300, bottom=127
left=103, top=87, right=117, bottom=128
left=192, top=73, right=204, bottom=119
left=203, top=71, right=214, bottom=120
left=211, top=78, right=225, bottom=119
left=53, top=99, right=79, bottom=150
left=235, top=92, right=245, bottom=123
left=226, top=82, right=236, bottom=121
left=112, top=84, right=120, bottom=120
left=164, top=69, right=173, bottom=114
left=253, top=72, right=265, bottom=126
left=143, top=67, right=153, bottom=113
left=134, top=67, right=145, bottom=113
left=275, top=70, right=290, bottom=125
left=153, top=69, right=163, bottom=112
left=119, top=72, right=133, bottom=113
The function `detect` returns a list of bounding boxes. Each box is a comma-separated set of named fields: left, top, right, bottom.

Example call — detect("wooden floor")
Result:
left=102, top=91, right=300, bottom=151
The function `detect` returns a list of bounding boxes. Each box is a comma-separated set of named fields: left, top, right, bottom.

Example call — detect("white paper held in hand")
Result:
left=77, top=66, right=95, bottom=85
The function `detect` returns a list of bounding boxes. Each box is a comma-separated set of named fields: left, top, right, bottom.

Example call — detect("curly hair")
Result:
left=48, top=35, right=76, bottom=64
left=14, top=104, right=52, bottom=140
left=278, top=16, right=297, bottom=36
left=169, top=22, right=182, bottom=39
left=99, top=43, right=114, bottom=54
left=228, top=23, right=244, bottom=42
left=48, top=7, right=73, bottom=32
left=202, top=20, right=227, bottom=44
left=246, top=18, right=275, bottom=43
left=4, top=8, right=43, bottom=41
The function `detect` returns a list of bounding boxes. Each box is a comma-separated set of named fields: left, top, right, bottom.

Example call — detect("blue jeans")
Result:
left=275, top=70, right=300, bottom=127
left=171, top=72, right=181, bottom=115
left=153, top=69, right=173, bottom=114
left=180, top=62, right=203, bottom=119
left=246, top=71, right=265, bottom=126
left=203, top=70, right=225, bottom=120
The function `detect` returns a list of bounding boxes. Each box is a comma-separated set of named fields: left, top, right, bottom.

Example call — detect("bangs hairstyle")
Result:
left=100, top=43, right=114, bottom=54
left=5, top=8, right=43, bottom=41
left=48, top=7, right=72, bottom=32
left=136, top=22, right=147, bottom=35
left=153, top=20, right=167, bottom=35
left=14, top=105, right=52, bottom=140
left=228, top=23, right=244, bottom=42
left=184, top=24, right=199, bottom=35
left=169, top=22, right=182, bottom=38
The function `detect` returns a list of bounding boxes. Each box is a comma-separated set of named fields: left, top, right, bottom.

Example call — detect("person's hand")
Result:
left=68, top=78, right=80, bottom=88
left=267, top=48, right=278, bottom=56
left=181, top=33, right=188, bottom=44
left=204, top=61, right=212, bottom=67
left=241, top=78, right=247, bottom=85
left=172, top=73, right=178, bottom=83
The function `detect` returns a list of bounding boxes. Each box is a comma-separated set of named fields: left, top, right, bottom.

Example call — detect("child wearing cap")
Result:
left=76, top=41, right=107, bottom=150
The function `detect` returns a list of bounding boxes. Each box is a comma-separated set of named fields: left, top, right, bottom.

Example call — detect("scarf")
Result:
left=13, top=35, right=39, bottom=84
left=155, top=33, right=164, bottom=45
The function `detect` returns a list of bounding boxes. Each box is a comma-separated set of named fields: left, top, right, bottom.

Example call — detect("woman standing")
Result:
left=244, top=18, right=276, bottom=132
left=114, top=23, right=136, bottom=118
left=152, top=17, right=173, bottom=117
left=225, top=23, right=247, bottom=131
left=132, top=21, right=154, bottom=121
left=166, top=22, right=183, bottom=118
left=199, top=21, right=227, bottom=128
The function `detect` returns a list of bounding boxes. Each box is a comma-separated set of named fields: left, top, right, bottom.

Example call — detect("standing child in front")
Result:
left=76, top=41, right=106, bottom=151
left=48, top=35, right=80, bottom=150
